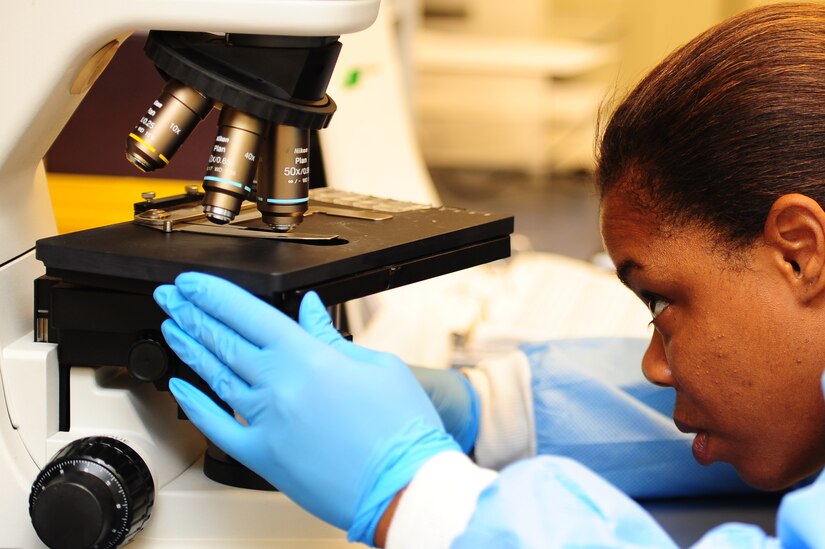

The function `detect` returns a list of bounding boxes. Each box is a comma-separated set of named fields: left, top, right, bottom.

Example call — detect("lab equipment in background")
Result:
left=413, top=0, right=618, bottom=175
left=0, top=2, right=513, bottom=548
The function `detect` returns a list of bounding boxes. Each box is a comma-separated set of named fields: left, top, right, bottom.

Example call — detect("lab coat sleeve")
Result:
left=385, top=451, right=497, bottom=549
left=388, top=451, right=682, bottom=548
left=451, top=456, right=680, bottom=548
left=463, top=338, right=753, bottom=497
left=388, top=449, right=821, bottom=548
left=461, top=351, right=535, bottom=470
left=775, top=467, right=825, bottom=547
left=688, top=467, right=825, bottom=549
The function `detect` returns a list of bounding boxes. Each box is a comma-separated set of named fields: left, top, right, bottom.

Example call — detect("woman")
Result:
left=597, top=1, right=825, bottom=492
left=154, top=3, right=825, bottom=547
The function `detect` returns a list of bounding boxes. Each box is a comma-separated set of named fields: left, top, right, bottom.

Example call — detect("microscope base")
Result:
left=133, top=459, right=354, bottom=548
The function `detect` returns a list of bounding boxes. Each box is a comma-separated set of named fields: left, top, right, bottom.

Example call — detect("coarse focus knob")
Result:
left=29, top=437, right=155, bottom=549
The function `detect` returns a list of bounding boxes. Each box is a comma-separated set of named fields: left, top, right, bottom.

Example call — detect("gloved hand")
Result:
left=153, top=272, right=460, bottom=545
left=297, top=294, right=480, bottom=454
left=409, top=367, right=479, bottom=454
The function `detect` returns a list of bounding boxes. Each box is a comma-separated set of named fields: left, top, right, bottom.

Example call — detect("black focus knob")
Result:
left=127, top=338, right=169, bottom=382
left=29, top=437, right=155, bottom=549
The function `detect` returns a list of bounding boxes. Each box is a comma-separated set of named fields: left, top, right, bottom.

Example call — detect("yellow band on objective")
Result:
left=128, top=133, right=154, bottom=151
left=129, top=133, right=169, bottom=164
left=128, top=133, right=169, bottom=165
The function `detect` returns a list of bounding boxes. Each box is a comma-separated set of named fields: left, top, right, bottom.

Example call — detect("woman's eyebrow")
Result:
left=616, top=259, right=643, bottom=289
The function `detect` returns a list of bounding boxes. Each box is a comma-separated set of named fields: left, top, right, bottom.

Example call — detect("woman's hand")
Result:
left=154, top=272, right=460, bottom=545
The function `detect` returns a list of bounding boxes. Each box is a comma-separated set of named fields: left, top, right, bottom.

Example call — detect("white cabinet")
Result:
left=412, top=0, right=619, bottom=174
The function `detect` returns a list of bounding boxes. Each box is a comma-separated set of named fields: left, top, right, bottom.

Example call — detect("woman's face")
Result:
left=600, top=189, right=825, bottom=490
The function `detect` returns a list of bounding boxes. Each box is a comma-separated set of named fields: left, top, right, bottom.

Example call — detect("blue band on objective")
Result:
left=256, top=196, right=309, bottom=205
left=204, top=176, right=252, bottom=193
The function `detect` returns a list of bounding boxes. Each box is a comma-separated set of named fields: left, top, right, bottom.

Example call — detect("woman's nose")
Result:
left=642, top=331, right=675, bottom=387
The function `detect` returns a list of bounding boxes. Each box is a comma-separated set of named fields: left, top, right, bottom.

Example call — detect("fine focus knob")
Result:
left=29, top=437, right=155, bottom=549
left=127, top=338, right=169, bottom=382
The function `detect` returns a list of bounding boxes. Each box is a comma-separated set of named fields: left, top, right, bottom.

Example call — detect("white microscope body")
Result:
left=0, top=2, right=378, bottom=547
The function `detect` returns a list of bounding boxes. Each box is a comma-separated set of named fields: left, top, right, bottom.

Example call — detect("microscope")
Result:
left=1, top=1, right=513, bottom=547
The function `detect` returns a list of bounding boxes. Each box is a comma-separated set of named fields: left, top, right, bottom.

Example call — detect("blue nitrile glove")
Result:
left=409, top=367, right=479, bottom=455
left=297, top=294, right=480, bottom=454
left=153, top=272, right=460, bottom=545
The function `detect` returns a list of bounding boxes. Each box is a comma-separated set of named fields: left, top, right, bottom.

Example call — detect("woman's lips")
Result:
left=691, top=432, right=712, bottom=466
left=675, top=419, right=713, bottom=466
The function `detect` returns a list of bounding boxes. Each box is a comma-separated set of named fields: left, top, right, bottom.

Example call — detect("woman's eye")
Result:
left=644, top=294, right=670, bottom=321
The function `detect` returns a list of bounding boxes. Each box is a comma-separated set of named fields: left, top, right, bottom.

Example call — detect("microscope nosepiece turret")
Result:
left=124, top=31, right=341, bottom=231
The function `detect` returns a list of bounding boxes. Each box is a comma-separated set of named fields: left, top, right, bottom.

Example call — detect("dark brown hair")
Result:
left=597, top=2, right=825, bottom=248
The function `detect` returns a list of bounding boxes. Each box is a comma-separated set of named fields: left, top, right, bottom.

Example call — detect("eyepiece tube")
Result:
left=256, top=124, right=310, bottom=232
left=201, top=107, right=267, bottom=224
left=125, top=80, right=213, bottom=172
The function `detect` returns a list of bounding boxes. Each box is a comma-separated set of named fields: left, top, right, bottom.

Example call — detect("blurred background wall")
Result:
left=407, top=0, right=802, bottom=176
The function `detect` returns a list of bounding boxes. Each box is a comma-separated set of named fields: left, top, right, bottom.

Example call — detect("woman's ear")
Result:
left=763, top=193, right=825, bottom=302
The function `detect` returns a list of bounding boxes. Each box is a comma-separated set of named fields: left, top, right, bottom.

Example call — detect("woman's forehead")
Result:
left=600, top=190, right=704, bottom=268
left=599, top=190, right=657, bottom=246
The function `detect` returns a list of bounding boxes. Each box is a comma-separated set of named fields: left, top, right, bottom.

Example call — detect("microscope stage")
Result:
left=36, top=197, right=513, bottom=308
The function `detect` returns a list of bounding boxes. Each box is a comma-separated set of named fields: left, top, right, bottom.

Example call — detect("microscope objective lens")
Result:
left=201, top=107, right=267, bottom=224
left=256, top=124, right=311, bottom=231
left=125, top=80, right=213, bottom=172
